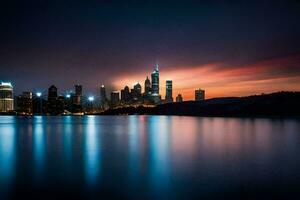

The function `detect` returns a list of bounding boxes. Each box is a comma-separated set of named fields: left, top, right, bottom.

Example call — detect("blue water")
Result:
left=0, top=116, right=300, bottom=199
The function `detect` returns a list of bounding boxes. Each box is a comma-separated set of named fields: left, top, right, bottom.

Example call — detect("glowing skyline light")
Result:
left=36, top=92, right=42, bottom=97
left=88, top=96, right=94, bottom=102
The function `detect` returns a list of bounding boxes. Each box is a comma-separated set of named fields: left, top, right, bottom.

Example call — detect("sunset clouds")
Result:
left=112, top=54, right=300, bottom=100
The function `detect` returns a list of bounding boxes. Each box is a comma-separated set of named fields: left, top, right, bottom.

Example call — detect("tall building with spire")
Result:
left=151, top=64, right=159, bottom=95
left=151, top=64, right=161, bottom=103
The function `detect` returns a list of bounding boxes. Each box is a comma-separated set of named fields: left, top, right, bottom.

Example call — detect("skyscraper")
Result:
left=151, top=64, right=161, bottom=103
left=131, top=83, right=142, bottom=101
left=144, top=76, right=151, bottom=95
left=121, top=86, right=131, bottom=102
left=111, top=91, right=119, bottom=107
left=75, top=85, right=82, bottom=96
left=165, top=80, right=173, bottom=103
left=47, top=85, right=59, bottom=115
left=195, top=89, right=205, bottom=101
left=151, top=64, right=159, bottom=95
left=48, top=85, right=58, bottom=101
left=74, top=84, right=82, bottom=105
left=100, top=84, right=107, bottom=103
left=0, top=82, right=14, bottom=112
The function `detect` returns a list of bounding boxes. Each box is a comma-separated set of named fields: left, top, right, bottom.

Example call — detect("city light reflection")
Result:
left=0, top=117, right=16, bottom=184
left=128, top=116, right=141, bottom=181
left=63, top=116, right=73, bottom=163
left=84, top=116, right=100, bottom=185
left=33, top=116, right=46, bottom=177
left=148, top=116, right=171, bottom=191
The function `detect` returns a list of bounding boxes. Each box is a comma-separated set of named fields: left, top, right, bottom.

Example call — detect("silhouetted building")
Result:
left=165, top=80, right=173, bottom=103
left=100, top=84, right=107, bottom=103
left=48, top=85, right=58, bottom=101
left=33, top=94, right=47, bottom=114
left=16, top=91, right=33, bottom=114
left=0, top=82, right=14, bottom=112
left=57, top=96, right=66, bottom=113
left=47, top=85, right=63, bottom=115
left=111, top=91, right=119, bottom=107
left=64, top=93, right=73, bottom=112
left=195, top=89, right=205, bottom=101
left=75, top=84, right=82, bottom=96
left=73, top=84, right=82, bottom=105
left=121, top=86, right=131, bottom=102
left=151, top=64, right=161, bottom=103
left=176, top=94, right=183, bottom=102
left=144, top=76, right=151, bottom=96
left=71, top=85, right=83, bottom=113
left=132, top=83, right=142, bottom=101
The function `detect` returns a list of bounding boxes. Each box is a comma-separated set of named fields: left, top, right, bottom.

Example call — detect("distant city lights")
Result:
left=0, top=82, right=12, bottom=87
left=88, top=96, right=94, bottom=101
left=36, top=92, right=42, bottom=97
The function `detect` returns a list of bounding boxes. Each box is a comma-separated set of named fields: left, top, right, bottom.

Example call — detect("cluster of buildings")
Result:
left=0, top=65, right=205, bottom=115
left=113, top=64, right=173, bottom=107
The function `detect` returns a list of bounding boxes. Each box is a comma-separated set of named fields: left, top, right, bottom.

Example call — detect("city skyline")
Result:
left=1, top=1, right=300, bottom=99
left=1, top=64, right=193, bottom=102
left=2, top=55, right=300, bottom=100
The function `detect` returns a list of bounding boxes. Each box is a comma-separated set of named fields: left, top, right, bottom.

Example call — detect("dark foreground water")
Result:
left=0, top=116, right=300, bottom=199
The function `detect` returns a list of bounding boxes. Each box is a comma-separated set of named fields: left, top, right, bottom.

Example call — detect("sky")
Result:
left=1, top=0, right=300, bottom=100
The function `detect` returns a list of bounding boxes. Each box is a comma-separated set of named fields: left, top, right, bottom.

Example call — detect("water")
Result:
left=0, top=116, right=300, bottom=199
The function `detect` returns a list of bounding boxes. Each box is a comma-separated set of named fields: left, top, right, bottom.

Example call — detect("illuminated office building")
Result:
left=151, top=64, right=159, bottom=95
left=0, top=82, right=14, bottom=112
left=151, top=64, right=161, bottom=103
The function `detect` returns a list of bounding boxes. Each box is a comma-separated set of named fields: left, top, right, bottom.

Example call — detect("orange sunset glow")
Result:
left=112, top=54, right=300, bottom=100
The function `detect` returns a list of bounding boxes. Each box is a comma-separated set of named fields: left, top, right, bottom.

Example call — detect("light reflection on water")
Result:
left=33, top=116, right=45, bottom=178
left=84, top=116, right=100, bottom=185
left=128, top=115, right=141, bottom=182
left=0, top=117, right=16, bottom=183
left=0, top=116, right=300, bottom=199
left=148, top=116, right=171, bottom=193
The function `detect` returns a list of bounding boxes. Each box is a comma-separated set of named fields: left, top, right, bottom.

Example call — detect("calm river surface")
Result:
left=0, top=116, right=300, bottom=199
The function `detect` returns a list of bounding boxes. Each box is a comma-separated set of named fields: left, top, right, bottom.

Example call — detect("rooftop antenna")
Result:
left=155, top=63, right=159, bottom=71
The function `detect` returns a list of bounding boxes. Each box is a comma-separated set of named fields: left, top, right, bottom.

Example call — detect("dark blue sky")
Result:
left=1, top=0, right=300, bottom=96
